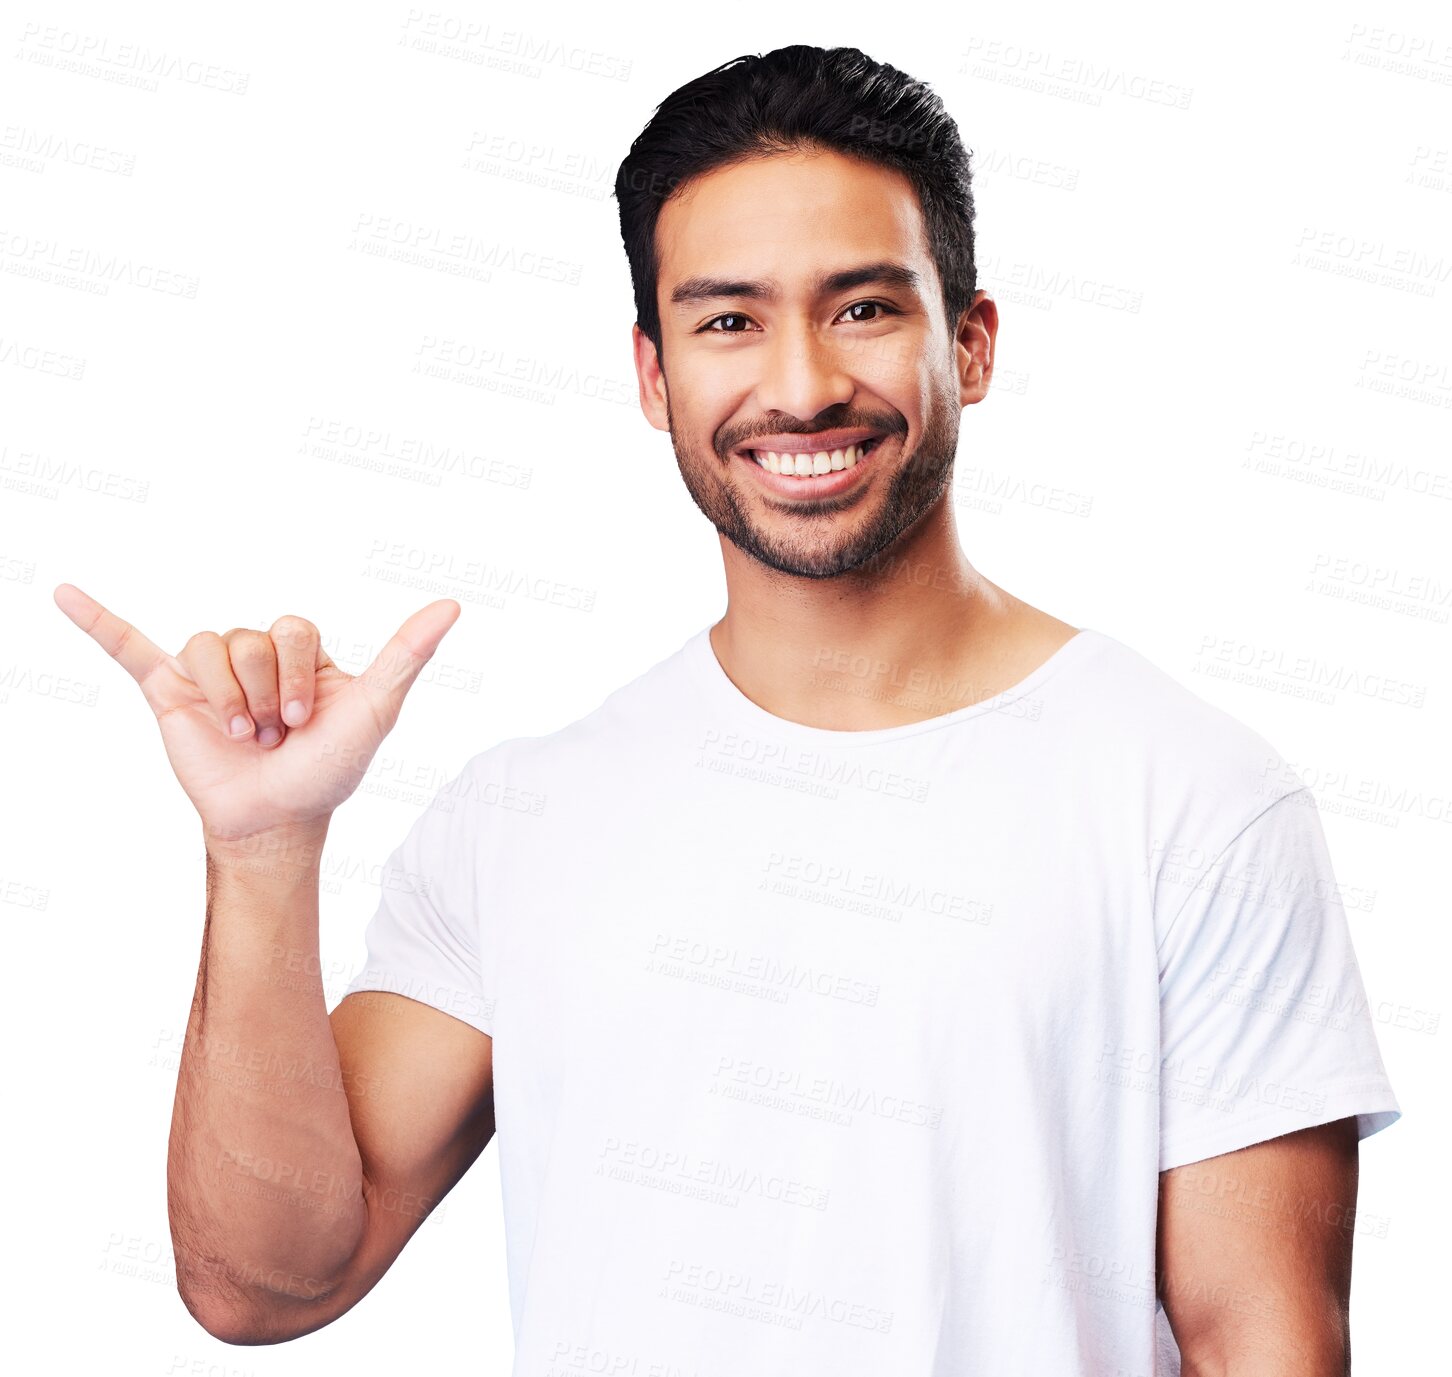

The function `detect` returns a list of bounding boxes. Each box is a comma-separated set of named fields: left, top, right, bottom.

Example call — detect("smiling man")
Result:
left=141, top=43, right=1401, bottom=1377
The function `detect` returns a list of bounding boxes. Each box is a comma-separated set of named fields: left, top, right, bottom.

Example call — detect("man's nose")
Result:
left=754, top=320, right=855, bottom=420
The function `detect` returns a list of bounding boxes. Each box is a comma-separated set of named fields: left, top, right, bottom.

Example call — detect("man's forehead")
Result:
left=656, top=152, right=931, bottom=309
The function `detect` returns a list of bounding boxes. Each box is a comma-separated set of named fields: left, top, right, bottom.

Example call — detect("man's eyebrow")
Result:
left=668, top=260, right=923, bottom=309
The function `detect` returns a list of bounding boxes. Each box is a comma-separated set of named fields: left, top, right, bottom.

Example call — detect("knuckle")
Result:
left=270, top=614, right=317, bottom=642
left=182, top=630, right=220, bottom=652
left=227, top=630, right=274, bottom=665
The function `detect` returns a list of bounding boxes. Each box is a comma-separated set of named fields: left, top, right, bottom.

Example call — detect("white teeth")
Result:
left=753, top=440, right=877, bottom=476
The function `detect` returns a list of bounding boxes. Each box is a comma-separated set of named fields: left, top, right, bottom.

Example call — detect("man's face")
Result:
left=636, top=146, right=987, bottom=580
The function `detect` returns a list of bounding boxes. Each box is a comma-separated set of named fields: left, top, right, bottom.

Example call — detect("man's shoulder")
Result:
left=986, top=610, right=1285, bottom=784
left=1074, top=628, right=1303, bottom=806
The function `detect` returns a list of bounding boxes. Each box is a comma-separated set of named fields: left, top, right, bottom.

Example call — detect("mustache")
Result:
left=722, top=419, right=907, bottom=450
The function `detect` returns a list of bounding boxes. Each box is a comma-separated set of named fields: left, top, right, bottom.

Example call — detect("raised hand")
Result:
left=53, top=584, right=461, bottom=848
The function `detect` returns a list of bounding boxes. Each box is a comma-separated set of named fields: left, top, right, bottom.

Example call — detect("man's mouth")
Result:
left=739, top=434, right=887, bottom=478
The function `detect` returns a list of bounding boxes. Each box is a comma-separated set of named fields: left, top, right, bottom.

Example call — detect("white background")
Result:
left=4, top=1, right=1448, bottom=1372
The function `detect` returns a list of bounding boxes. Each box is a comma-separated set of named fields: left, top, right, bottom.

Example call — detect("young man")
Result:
left=355, top=45, right=1401, bottom=1373
left=62, top=43, right=1400, bottom=1376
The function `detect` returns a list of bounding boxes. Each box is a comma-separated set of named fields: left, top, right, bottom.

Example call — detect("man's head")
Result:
left=614, top=45, right=995, bottom=580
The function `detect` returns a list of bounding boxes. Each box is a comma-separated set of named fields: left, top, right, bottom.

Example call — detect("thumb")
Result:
left=356, top=599, right=461, bottom=710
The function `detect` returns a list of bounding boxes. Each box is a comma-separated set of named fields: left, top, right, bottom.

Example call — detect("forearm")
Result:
left=167, top=821, right=366, bottom=1340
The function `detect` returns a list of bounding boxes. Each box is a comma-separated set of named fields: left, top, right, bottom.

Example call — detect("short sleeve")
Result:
left=339, top=756, right=494, bottom=1036
left=1156, top=786, right=1400, bottom=1171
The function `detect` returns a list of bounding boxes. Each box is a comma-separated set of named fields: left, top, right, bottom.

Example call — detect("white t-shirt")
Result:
left=342, top=624, right=1401, bottom=1376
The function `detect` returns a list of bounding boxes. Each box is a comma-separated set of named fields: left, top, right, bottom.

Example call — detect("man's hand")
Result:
left=1157, top=1117, right=1359, bottom=1375
left=52, top=584, right=461, bottom=848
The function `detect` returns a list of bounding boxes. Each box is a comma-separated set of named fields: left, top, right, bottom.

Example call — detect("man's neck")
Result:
left=710, top=504, right=1078, bottom=733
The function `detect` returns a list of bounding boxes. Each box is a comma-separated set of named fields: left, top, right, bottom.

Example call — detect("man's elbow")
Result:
left=177, top=1276, right=344, bottom=1347
left=179, top=1288, right=275, bottom=1347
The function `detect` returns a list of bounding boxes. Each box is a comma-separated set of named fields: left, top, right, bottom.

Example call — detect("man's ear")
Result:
left=956, top=291, right=997, bottom=406
left=632, top=322, right=670, bottom=434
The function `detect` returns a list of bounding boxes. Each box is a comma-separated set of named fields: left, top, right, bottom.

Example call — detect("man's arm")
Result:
left=168, top=831, right=495, bottom=1345
left=1156, top=1116, right=1360, bottom=1376
left=50, top=586, right=488, bottom=1343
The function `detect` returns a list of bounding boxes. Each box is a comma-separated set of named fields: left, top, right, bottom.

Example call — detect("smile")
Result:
left=734, top=434, right=892, bottom=500
left=744, top=435, right=886, bottom=477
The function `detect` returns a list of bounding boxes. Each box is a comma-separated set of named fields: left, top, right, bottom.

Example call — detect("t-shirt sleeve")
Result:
left=339, top=756, right=494, bottom=1036
left=1156, top=786, right=1400, bottom=1171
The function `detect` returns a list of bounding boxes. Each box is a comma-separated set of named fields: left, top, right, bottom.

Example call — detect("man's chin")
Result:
left=720, top=520, right=888, bottom=581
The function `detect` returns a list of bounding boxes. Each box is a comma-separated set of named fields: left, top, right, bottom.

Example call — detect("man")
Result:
left=60, top=43, right=1399, bottom=1376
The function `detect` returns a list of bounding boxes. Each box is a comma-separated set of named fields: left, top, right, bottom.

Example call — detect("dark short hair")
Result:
left=613, top=44, right=978, bottom=361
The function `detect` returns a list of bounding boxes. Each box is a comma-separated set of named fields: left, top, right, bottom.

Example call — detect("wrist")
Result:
left=203, top=818, right=330, bottom=880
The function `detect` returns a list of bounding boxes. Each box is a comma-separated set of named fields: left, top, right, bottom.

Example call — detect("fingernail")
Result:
left=230, top=715, right=252, bottom=737
left=258, top=725, right=282, bottom=747
left=282, top=699, right=306, bottom=726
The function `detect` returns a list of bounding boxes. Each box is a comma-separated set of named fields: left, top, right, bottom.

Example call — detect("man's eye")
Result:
left=698, top=313, right=755, bottom=334
left=839, top=300, right=900, bottom=323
